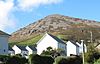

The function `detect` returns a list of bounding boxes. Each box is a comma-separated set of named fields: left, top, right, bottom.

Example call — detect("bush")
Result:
left=41, top=47, right=65, bottom=58
left=54, top=56, right=82, bottom=64
left=85, top=50, right=100, bottom=64
left=0, top=55, right=10, bottom=63
left=6, top=56, right=20, bottom=64
left=6, top=55, right=28, bottom=64
left=84, top=44, right=100, bottom=64
left=94, top=58, right=100, bottom=64
left=29, top=54, right=41, bottom=64
left=29, top=54, right=54, bottom=64
left=41, top=55, right=54, bottom=64
left=54, top=56, right=68, bottom=64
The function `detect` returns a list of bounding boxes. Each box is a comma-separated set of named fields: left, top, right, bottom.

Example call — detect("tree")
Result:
left=85, top=44, right=100, bottom=64
left=40, top=47, right=65, bottom=58
left=41, top=47, right=53, bottom=55
left=47, top=47, right=53, bottom=51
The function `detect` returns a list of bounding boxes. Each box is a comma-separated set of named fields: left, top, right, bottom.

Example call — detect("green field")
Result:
left=9, top=35, right=43, bottom=46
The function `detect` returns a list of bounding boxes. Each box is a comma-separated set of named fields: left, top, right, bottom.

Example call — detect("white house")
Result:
left=12, top=45, right=28, bottom=57
left=0, top=30, right=10, bottom=55
left=66, top=41, right=80, bottom=56
left=26, top=45, right=37, bottom=55
left=75, top=40, right=87, bottom=54
left=36, top=33, right=66, bottom=55
left=80, top=40, right=87, bottom=53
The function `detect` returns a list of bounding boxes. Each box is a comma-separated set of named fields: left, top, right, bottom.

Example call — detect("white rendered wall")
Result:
left=37, top=34, right=58, bottom=55
left=12, top=45, right=21, bottom=54
left=26, top=46, right=33, bottom=55
left=80, top=42, right=87, bottom=53
left=26, top=46, right=37, bottom=55
left=0, top=35, right=8, bottom=55
left=67, top=41, right=77, bottom=56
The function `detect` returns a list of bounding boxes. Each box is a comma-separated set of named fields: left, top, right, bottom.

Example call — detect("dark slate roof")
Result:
left=95, top=43, right=100, bottom=48
left=9, top=46, right=14, bottom=51
left=36, top=33, right=66, bottom=45
left=16, top=45, right=27, bottom=51
left=28, top=45, right=37, bottom=51
left=0, top=30, right=10, bottom=36
left=69, top=40, right=79, bottom=47
left=48, top=34, right=66, bottom=44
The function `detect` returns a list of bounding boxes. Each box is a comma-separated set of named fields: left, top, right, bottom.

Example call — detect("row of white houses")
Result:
left=9, top=45, right=37, bottom=58
left=36, top=33, right=87, bottom=56
left=0, top=30, right=88, bottom=57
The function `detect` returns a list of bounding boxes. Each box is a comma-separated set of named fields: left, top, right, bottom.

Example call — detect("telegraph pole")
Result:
left=81, top=30, right=85, bottom=64
left=81, top=40, right=85, bottom=64
left=81, top=30, right=92, bottom=64
left=90, top=31, right=93, bottom=43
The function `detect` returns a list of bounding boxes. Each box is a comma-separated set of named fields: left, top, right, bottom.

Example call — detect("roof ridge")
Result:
left=48, top=33, right=66, bottom=44
left=68, top=41, right=79, bottom=47
left=0, top=30, right=10, bottom=36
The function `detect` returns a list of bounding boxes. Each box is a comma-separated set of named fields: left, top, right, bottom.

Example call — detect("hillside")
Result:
left=9, top=14, right=100, bottom=45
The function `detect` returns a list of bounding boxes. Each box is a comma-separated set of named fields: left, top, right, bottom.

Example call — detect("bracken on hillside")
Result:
left=9, top=14, right=100, bottom=45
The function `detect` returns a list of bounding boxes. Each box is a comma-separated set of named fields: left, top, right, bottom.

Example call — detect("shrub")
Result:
left=41, top=55, right=54, bottom=64
left=29, top=54, right=41, bottom=64
left=54, top=56, right=68, bottom=64
left=29, top=54, right=54, bottom=64
left=85, top=45, right=100, bottom=64
left=41, top=47, right=65, bottom=58
left=6, top=55, right=28, bottom=64
left=94, top=58, right=100, bottom=64
left=54, top=56, right=82, bottom=64
left=0, top=55, right=10, bottom=63
left=6, top=56, right=21, bottom=64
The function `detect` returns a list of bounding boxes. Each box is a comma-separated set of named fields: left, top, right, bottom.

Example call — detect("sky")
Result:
left=0, top=0, right=100, bottom=34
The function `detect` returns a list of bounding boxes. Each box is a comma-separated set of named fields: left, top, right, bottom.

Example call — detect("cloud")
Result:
left=0, top=0, right=15, bottom=31
left=0, top=0, right=63, bottom=32
left=17, top=0, right=63, bottom=11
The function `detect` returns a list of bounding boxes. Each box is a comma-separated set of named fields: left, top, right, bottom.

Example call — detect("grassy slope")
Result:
left=9, top=27, right=100, bottom=46
left=9, top=34, right=64, bottom=46
left=9, top=35, right=43, bottom=46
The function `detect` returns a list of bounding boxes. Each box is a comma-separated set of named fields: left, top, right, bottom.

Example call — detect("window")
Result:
left=4, top=49, right=5, bottom=52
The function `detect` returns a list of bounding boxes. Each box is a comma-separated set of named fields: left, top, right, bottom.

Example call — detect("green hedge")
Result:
left=6, top=56, right=28, bottom=64
left=54, top=56, right=82, bottom=64
left=29, top=54, right=54, bottom=64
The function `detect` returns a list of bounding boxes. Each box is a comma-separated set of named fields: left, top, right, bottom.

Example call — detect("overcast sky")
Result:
left=0, top=0, right=100, bottom=33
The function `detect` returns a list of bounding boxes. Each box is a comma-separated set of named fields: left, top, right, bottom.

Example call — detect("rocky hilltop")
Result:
left=9, top=14, right=100, bottom=43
